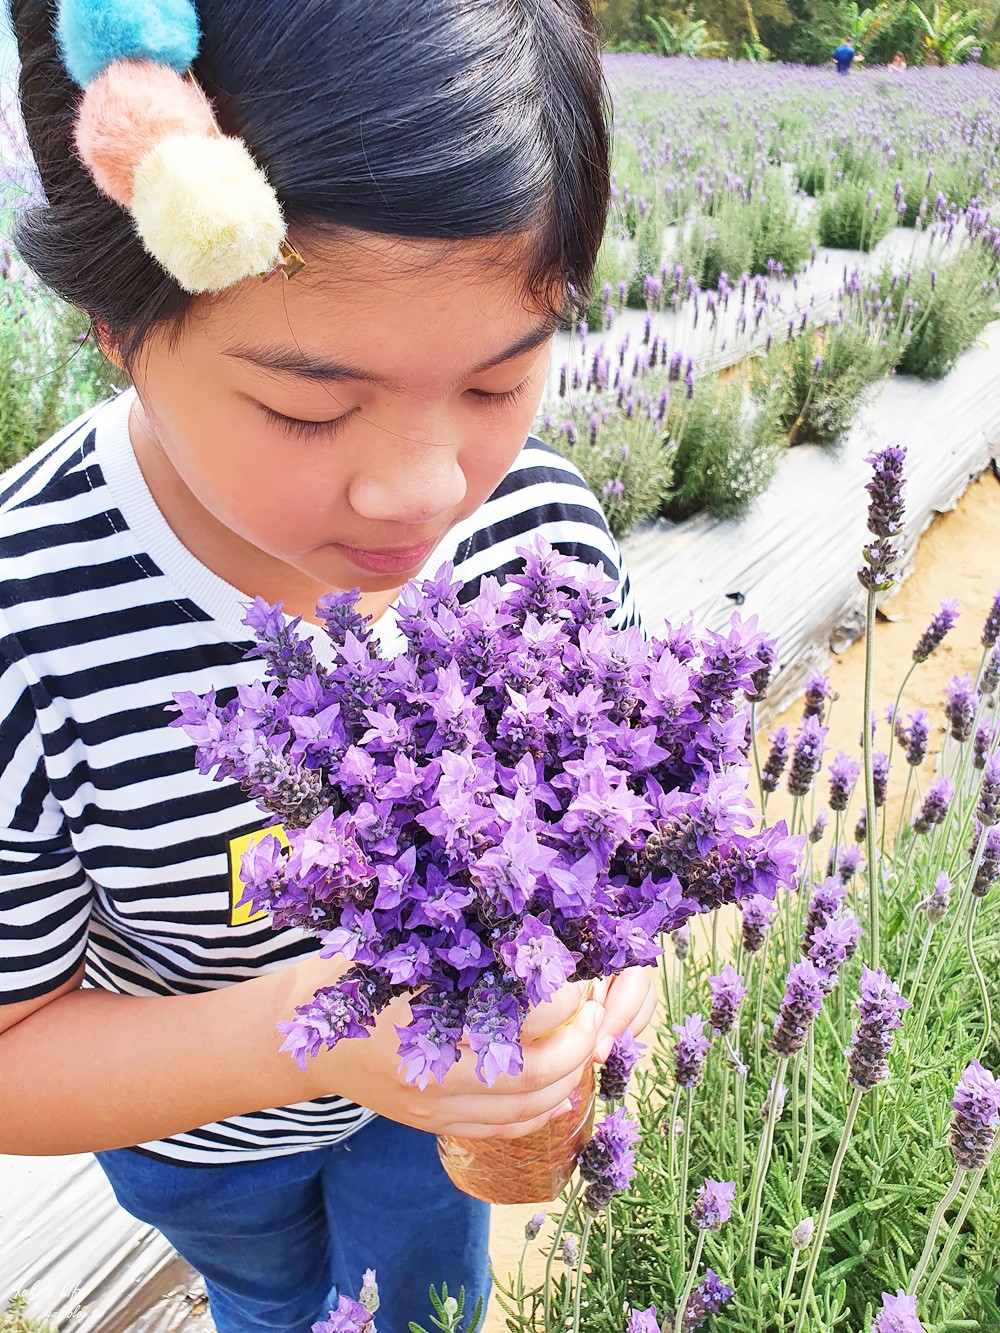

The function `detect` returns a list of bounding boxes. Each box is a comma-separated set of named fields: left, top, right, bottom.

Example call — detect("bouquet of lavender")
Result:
left=171, top=539, right=802, bottom=1090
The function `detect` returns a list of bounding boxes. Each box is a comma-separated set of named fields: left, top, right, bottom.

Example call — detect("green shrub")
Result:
left=677, top=173, right=815, bottom=288
left=0, top=255, right=125, bottom=475
left=754, top=317, right=900, bottom=448
left=662, top=374, right=785, bottom=520
left=818, top=180, right=897, bottom=250
left=1, top=1294, right=57, bottom=1333
left=877, top=252, right=999, bottom=379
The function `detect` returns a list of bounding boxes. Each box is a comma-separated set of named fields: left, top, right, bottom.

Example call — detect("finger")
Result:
left=499, top=999, right=602, bottom=1094
left=441, top=1052, right=596, bottom=1131
left=595, top=967, right=658, bottom=1046
left=521, top=977, right=596, bottom=1042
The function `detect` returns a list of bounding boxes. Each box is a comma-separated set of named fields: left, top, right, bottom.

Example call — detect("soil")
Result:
left=483, top=466, right=1000, bottom=1332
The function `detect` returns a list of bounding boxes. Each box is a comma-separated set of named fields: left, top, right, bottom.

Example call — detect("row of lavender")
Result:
left=538, top=59, right=1000, bottom=537
left=490, top=449, right=1000, bottom=1333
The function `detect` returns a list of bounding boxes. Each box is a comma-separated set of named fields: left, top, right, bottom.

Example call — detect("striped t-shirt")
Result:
left=0, top=387, right=637, bottom=1165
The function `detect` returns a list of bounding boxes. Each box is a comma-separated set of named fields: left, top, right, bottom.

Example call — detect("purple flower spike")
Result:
left=761, top=1078, right=788, bottom=1121
left=771, top=961, right=827, bottom=1057
left=600, top=1029, right=647, bottom=1103
left=803, top=670, right=831, bottom=720
left=761, top=726, right=791, bottom=793
left=911, top=778, right=955, bottom=834
left=708, top=965, right=748, bottom=1036
left=625, top=1308, right=659, bottom=1333
left=690, top=1178, right=737, bottom=1230
left=870, top=1291, right=924, bottom=1333
left=741, top=894, right=777, bottom=953
left=970, top=823, right=1000, bottom=898
left=974, top=718, right=997, bottom=770
left=919, top=872, right=951, bottom=924
left=524, top=1210, right=547, bottom=1241
left=746, top=635, right=779, bottom=703
left=904, top=711, right=929, bottom=767
left=787, top=716, right=829, bottom=798
left=828, top=752, right=862, bottom=812
left=680, top=1270, right=734, bottom=1329
left=977, top=754, right=1000, bottom=827
left=312, top=1295, right=375, bottom=1333
left=981, top=589, right=1000, bottom=649
left=872, top=753, right=890, bottom=809
left=578, top=1107, right=640, bottom=1212
left=912, top=600, right=959, bottom=663
left=945, top=675, right=978, bottom=743
left=809, top=809, right=828, bottom=843
left=673, top=1014, right=711, bottom=1088
left=950, top=1058, right=1000, bottom=1170
left=858, top=446, right=907, bottom=593
left=802, top=877, right=848, bottom=953
left=808, top=914, right=862, bottom=987
left=848, top=968, right=910, bottom=1090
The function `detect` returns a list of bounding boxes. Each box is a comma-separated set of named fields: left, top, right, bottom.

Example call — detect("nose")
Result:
left=347, top=431, right=467, bottom=526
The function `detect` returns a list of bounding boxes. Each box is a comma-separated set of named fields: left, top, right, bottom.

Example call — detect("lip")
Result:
left=334, top=538, right=439, bottom=576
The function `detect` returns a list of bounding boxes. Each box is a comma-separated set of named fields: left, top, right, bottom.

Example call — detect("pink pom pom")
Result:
left=75, top=59, right=216, bottom=206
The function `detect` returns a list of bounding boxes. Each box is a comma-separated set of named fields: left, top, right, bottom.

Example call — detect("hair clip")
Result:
left=57, top=0, right=305, bottom=295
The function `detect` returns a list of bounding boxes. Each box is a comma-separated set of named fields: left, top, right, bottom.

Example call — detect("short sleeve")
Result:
left=0, top=641, right=91, bottom=1005
left=454, top=437, right=644, bottom=633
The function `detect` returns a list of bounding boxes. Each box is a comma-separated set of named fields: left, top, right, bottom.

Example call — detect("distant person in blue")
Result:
left=832, top=39, right=863, bottom=75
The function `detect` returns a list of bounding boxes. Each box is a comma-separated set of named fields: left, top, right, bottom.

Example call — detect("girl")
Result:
left=0, top=2, right=657, bottom=1330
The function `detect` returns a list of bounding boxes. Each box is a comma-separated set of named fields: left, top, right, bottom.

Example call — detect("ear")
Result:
left=93, top=320, right=126, bottom=371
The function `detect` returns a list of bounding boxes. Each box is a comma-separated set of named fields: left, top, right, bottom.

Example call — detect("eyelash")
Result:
left=259, top=379, right=531, bottom=441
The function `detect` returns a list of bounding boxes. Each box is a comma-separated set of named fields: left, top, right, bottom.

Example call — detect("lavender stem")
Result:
left=747, top=1054, right=789, bottom=1265
left=791, top=1086, right=864, bottom=1333
left=862, top=590, right=881, bottom=969
left=906, top=1165, right=966, bottom=1296
left=672, top=1229, right=707, bottom=1333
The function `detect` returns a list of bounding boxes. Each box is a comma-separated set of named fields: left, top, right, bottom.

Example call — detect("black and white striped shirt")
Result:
left=0, top=387, right=637, bottom=1165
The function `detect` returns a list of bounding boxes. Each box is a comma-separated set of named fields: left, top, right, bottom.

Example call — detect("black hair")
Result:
left=10, top=0, right=611, bottom=367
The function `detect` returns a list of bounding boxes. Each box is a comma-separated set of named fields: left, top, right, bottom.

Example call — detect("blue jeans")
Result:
left=94, top=1117, right=491, bottom=1333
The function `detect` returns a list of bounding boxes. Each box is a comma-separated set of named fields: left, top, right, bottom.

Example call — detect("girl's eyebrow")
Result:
left=223, top=319, right=559, bottom=386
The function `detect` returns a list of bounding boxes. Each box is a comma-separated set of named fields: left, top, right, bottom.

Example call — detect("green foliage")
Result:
left=842, top=0, right=909, bottom=53
left=909, top=0, right=985, bottom=63
left=410, top=1284, right=484, bottom=1333
left=0, top=1294, right=57, bottom=1333
left=647, top=13, right=728, bottom=56
left=499, top=629, right=1000, bottom=1331
left=877, top=252, right=1000, bottom=379
left=677, top=171, right=815, bottom=287
left=754, top=317, right=900, bottom=447
left=0, top=258, right=126, bottom=476
left=818, top=181, right=897, bottom=251
left=662, top=374, right=785, bottom=520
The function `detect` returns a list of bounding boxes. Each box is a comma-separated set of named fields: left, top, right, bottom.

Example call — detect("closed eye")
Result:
left=258, top=404, right=353, bottom=440
left=467, top=380, right=531, bottom=410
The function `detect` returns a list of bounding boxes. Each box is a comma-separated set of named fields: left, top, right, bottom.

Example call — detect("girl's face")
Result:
left=128, top=233, right=557, bottom=617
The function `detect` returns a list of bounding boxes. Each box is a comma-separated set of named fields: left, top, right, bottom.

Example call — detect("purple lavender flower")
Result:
left=524, top=1211, right=547, bottom=1241
left=981, top=589, right=1000, bottom=649
left=760, top=1078, right=788, bottom=1121
left=771, top=961, right=827, bottom=1057
left=904, top=711, right=929, bottom=767
left=707, top=966, right=747, bottom=1036
left=919, top=872, right=951, bottom=924
left=690, top=1179, right=737, bottom=1230
left=746, top=635, right=779, bottom=703
left=672, top=924, right=692, bottom=962
left=848, top=968, right=910, bottom=1090
left=870, top=1291, right=924, bottom=1333
left=741, top=894, right=777, bottom=953
left=857, top=446, right=907, bottom=593
left=562, top=1234, right=579, bottom=1267
left=761, top=726, right=791, bottom=793
left=981, top=644, right=1000, bottom=698
left=912, top=600, right=959, bottom=663
left=855, top=807, right=868, bottom=843
left=977, top=754, right=1000, bottom=826
left=625, top=1308, right=659, bottom=1333
left=974, top=718, right=997, bottom=770
left=949, top=1058, right=1000, bottom=1170
left=678, top=1270, right=734, bottom=1329
left=970, top=823, right=1000, bottom=897
left=911, top=778, right=955, bottom=834
left=600, top=1029, right=647, bottom=1102
left=803, top=670, right=831, bottom=720
left=872, top=753, right=890, bottom=809
left=791, top=1217, right=815, bottom=1250
left=808, top=914, right=862, bottom=988
left=674, top=1014, right=711, bottom=1088
left=787, top=716, right=828, bottom=797
left=828, top=844, right=863, bottom=883
left=312, top=1296, right=375, bottom=1333
left=578, top=1108, right=640, bottom=1212
left=944, top=675, right=978, bottom=743
left=828, top=752, right=862, bottom=812
left=498, top=916, right=579, bottom=1007
left=809, top=809, right=828, bottom=844
left=802, top=878, right=848, bottom=953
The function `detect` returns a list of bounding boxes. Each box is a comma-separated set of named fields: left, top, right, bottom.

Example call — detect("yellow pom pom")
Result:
left=130, top=134, right=286, bottom=294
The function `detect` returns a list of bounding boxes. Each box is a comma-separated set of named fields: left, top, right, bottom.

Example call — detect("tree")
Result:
left=646, top=13, right=729, bottom=53
left=909, top=0, right=984, bottom=61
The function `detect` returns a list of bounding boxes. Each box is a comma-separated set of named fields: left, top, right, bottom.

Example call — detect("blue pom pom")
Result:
left=56, top=0, right=201, bottom=87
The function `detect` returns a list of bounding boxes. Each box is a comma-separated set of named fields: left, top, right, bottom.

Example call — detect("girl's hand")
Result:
left=301, top=982, right=605, bottom=1141
left=593, top=966, right=659, bottom=1063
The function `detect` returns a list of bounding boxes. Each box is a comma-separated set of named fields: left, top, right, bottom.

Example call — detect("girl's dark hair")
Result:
left=10, top=0, right=611, bottom=366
